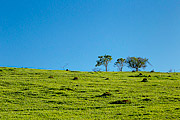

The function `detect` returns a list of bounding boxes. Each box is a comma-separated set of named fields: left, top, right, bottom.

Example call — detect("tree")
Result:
left=126, top=57, right=151, bottom=71
left=95, top=55, right=112, bottom=72
left=114, top=58, right=126, bottom=72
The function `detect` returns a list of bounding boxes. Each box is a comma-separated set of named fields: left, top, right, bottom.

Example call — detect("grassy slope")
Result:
left=0, top=67, right=180, bottom=120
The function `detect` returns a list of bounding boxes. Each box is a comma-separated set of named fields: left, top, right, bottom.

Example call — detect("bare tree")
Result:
left=62, top=63, right=69, bottom=70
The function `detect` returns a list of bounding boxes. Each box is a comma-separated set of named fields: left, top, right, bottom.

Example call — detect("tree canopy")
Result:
left=114, top=58, right=126, bottom=71
left=95, top=55, right=112, bottom=72
left=126, top=57, right=151, bottom=71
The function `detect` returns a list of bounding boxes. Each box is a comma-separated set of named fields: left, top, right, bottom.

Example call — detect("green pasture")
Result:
left=0, top=67, right=179, bottom=119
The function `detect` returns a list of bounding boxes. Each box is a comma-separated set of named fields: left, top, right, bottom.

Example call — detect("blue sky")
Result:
left=0, top=0, right=180, bottom=72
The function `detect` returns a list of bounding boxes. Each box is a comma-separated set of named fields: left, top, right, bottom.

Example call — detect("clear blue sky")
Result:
left=0, top=0, right=180, bottom=72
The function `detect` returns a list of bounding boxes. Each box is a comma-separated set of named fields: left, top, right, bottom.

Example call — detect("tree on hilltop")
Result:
left=126, top=57, right=151, bottom=71
left=95, top=55, right=112, bottom=72
left=114, top=58, right=126, bottom=72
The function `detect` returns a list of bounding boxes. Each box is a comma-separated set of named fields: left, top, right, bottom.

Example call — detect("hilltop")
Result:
left=0, top=67, right=180, bottom=119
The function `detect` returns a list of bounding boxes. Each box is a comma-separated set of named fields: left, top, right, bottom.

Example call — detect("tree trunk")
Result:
left=105, top=61, right=108, bottom=72
left=120, top=67, right=122, bottom=72
left=136, top=68, right=139, bottom=71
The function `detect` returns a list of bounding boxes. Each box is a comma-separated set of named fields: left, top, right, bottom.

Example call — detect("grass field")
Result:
left=0, top=67, right=180, bottom=120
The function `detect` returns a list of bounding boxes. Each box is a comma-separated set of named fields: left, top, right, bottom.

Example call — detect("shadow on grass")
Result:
left=95, top=92, right=112, bottom=97
left=129, top=75, right=148, bottom=77
left=110, top=100, right=131, bottom=104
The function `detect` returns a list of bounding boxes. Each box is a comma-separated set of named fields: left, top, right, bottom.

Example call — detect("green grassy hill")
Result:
left=0, top=67, right=180, bottom=119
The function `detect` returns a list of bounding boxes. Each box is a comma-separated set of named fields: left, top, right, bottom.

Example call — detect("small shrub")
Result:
left=150, top=70, right=154, bottom=72
left=132, top=70, right=135, bottom=72
left=148, top=75, right=151, bottom=77
left=101, top=92, right=111, bottom=96
left=138, top=106, right=145, bottom=108
left=141, top=78, right=148, bottom=82
left=105, top=78, right=109, bottom=80
left=142, top=98, right=151, bottom=101
left=8, top=68, right=14, bottom=71
left=139, top=73, right=143, bottom=75
left=66, top=69, right=69, bottom=71
left=116, top=113, right=122, bottom=115
left=48, top=75, right=54, bottom=78
left=73, top=77, right=78, bottom=80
